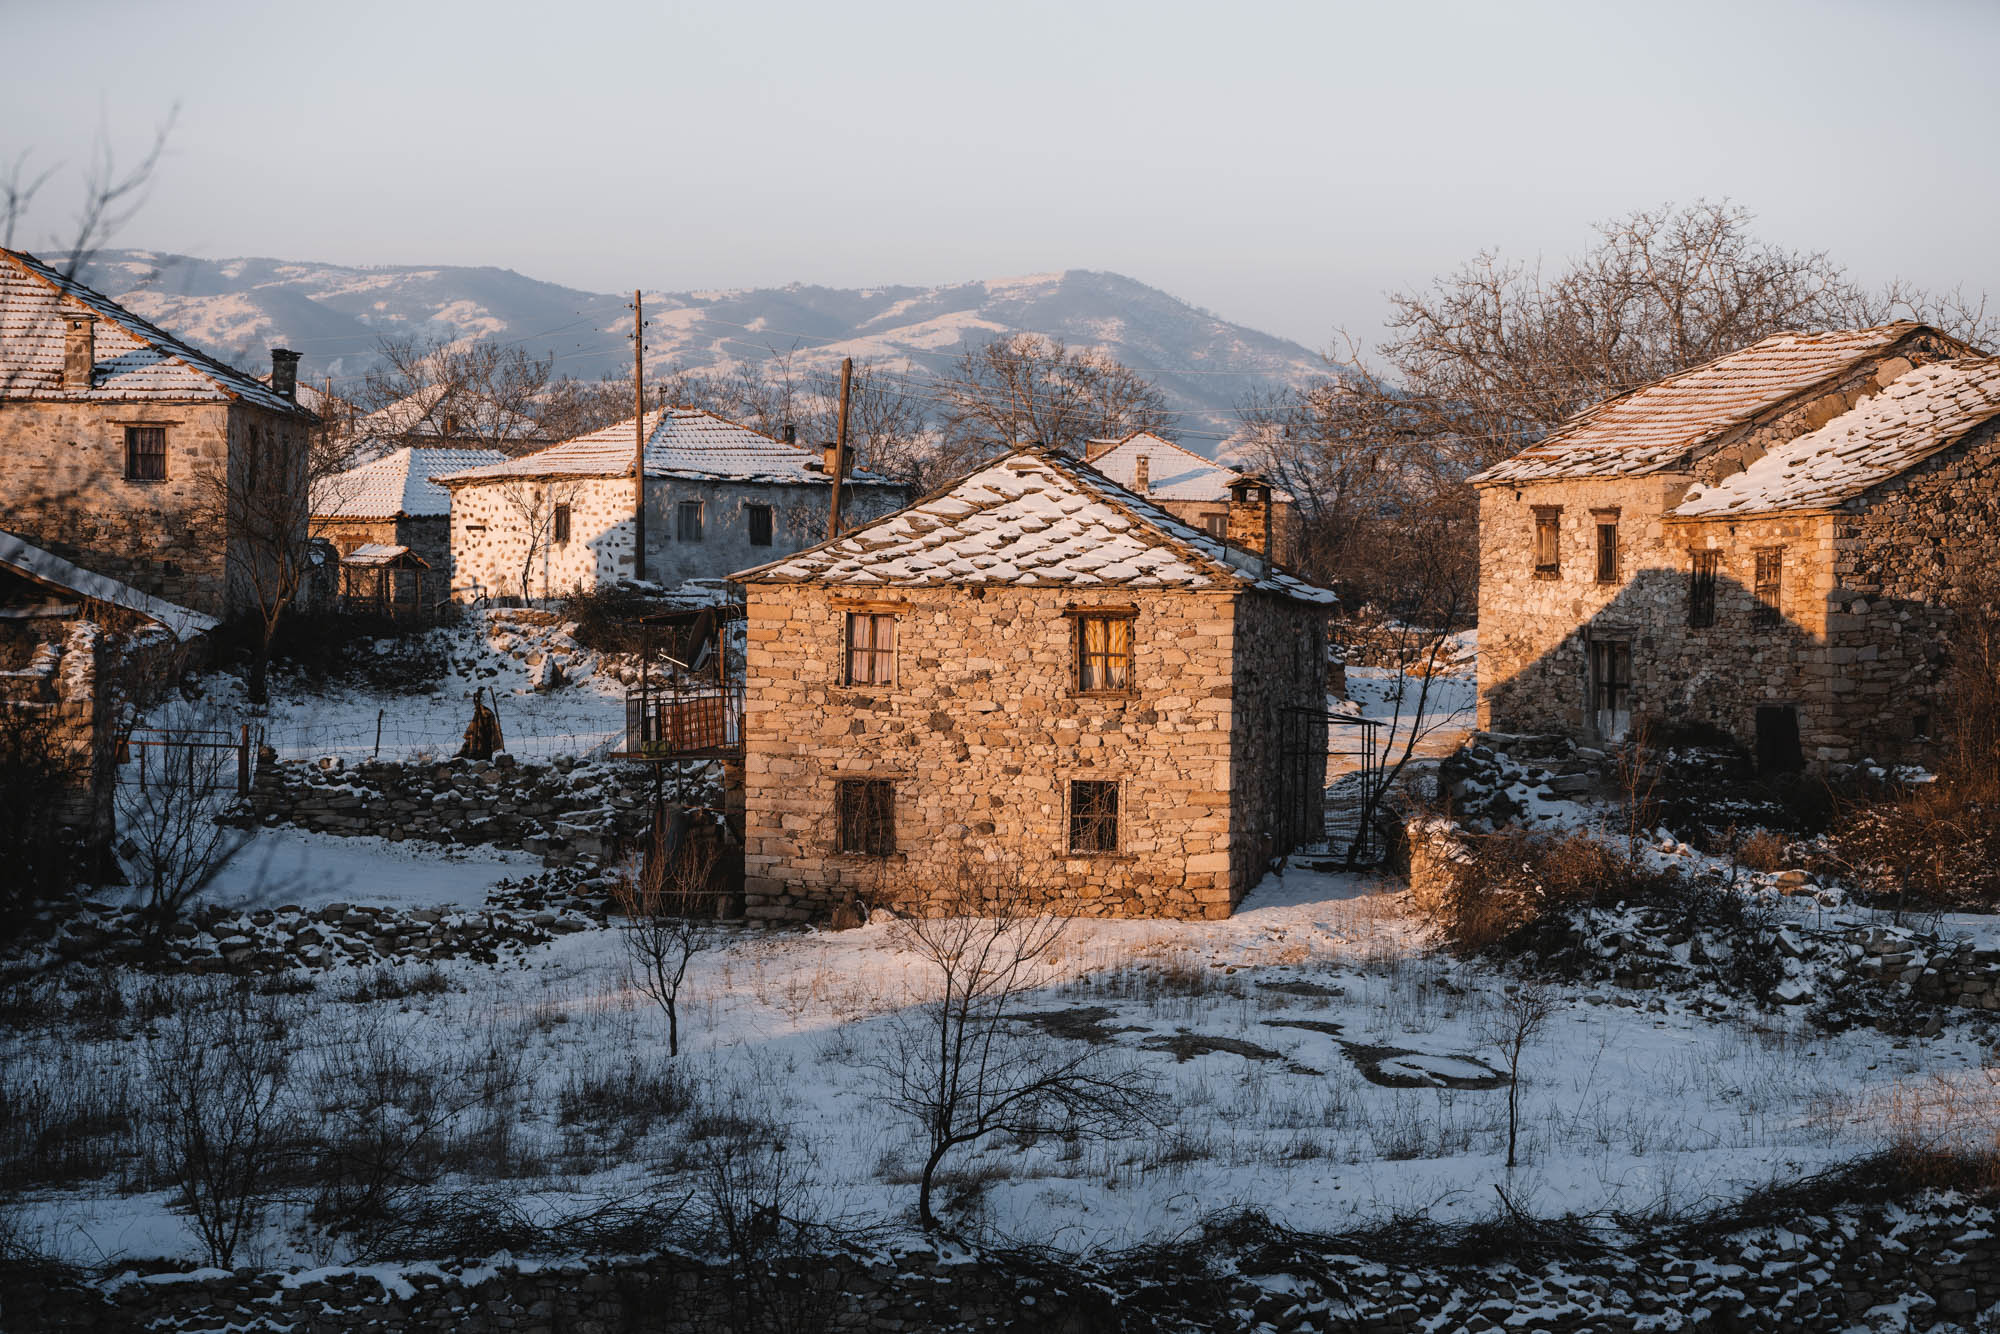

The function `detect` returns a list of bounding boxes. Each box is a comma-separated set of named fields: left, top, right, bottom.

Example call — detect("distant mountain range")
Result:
left=62, top=253, right=1330, bottom=448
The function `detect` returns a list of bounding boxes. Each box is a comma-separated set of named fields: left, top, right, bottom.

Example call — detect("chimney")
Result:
left=62, top=313, right=95, bottom=390
left=821, top=443, right=843, bottom=477
left=783, top=423, right=796, bottom=445
left=1226, top=474, right=1274, bottom=573
left=270, top=347, right=301, bottom=401
left=1132, top=454, right=1150, bottom=495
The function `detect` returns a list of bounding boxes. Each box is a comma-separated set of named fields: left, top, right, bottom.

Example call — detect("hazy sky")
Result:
left=6, top=0, right=1998, bottom=350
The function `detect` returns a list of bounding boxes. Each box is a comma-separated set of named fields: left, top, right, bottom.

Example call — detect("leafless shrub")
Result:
left=1480, top=983, right=1558, bottom=1170
left=864, top=862, right=1164, bottom=1230
left=615, top=823, right=726, bottom=1057
left=1738, top=829, right=1791, bottom=874
left=0, top=707, right=86, bottom=942
left=143, top=980, right=296, bottom=1267
left=113, top=719, right=248, bottom=947
left=0, top=1043, right=141, bottom=1189
left=1428, top=828, right=1670, bottom=955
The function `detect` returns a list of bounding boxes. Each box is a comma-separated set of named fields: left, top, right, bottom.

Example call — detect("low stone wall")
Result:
left=9, top=1190, right=1999, bottom=1332
left=248, top=751, right=654, bottom=866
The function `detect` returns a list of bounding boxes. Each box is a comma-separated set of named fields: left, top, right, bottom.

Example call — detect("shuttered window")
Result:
left=836, top=779, right=895, bottom=855
left=1688, top=551, right=1719, bottom=627
left=1753, top=548, right=1783, bottom=628
left=125, top=426, right=166, bottom=480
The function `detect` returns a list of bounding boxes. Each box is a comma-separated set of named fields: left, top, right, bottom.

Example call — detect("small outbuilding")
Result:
left=312, top=446, right=505, bottom=590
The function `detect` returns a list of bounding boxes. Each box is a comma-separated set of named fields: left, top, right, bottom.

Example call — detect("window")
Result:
left=677, top=500, right=704, bottom=542
left=1069, top=780, right=1119, bottom=853
left=836, top=779, right=895, bottom=855
left=124, top=426, right=166, bottom=480
left=844, top=612, right=896, bottom=686
left=1688, top=550, right=1719, bottom=627
left=1076, top=613, right=1133, bottom=692
left=552, top=503, right=571, bottom=544
left=1204, top=513, right=1227, bottom=540
left=1532, top=506, right=1561, bottom=577
left=1753, top=547, right=1783, bottom=628
left=1594, top=520, right=1618, bottom=584
left=747, top=503, right=774, bottom=547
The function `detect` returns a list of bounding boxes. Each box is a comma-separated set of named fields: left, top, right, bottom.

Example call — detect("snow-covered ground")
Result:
left=202, top=830, right=545, bottom=912
left=1329, top=630, right=1478, bottom=779
left=12, top=856, right=1994, bottom=1269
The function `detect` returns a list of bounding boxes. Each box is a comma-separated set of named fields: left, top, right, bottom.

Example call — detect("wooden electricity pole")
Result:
left=827, top=356, right=853, bottom=540
left=632, top=290, right=646, bottom=582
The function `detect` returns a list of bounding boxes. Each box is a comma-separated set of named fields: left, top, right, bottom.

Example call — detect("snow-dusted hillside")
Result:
left=65, top=253, right=1326, bottom=446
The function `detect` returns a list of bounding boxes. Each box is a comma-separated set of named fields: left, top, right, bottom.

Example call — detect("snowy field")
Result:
left=10, top=846, right=1994, bottom=1269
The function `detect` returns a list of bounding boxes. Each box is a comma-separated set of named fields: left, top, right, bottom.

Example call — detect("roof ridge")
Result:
left=1033, top=449, right=1256, bottom=585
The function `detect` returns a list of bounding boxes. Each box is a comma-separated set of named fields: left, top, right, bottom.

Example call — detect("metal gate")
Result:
left=1276, top=708, right=1385, bottom=865
left=119, top=725, right=256, bottom=797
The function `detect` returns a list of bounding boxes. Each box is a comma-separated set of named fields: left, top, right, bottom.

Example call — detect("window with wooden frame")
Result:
left=552, top=502, right=572, bottom=544
left=1203, top=513, right=1227, bottom=540
left=1068, top=780, right=1119, bottom=854
left=1075, top=611, right=1134, bottom=693
left=747, top=503, right=774, bottom=547
left=844, top=611, right=896, bottom=686
left=1594, top=514, right=1619, bottom=584
left=1532, top=506, right=1561, bottom=577
left=677, top=499, right=704, bottom=542
left=1753, top=547, right=1783, bottom=628
left=835, top=779, right=895, bottom=855
left=1688, top=550, right=1719, bottom=627
left=124, top=426, right=166, bottom=481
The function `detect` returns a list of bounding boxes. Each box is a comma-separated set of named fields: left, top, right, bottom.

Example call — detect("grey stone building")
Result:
left=1471, top=322, right=2000, bottom=772
left=0, top=247, right=319, bottom=619
left=436, top=408, right=907, bottom=600
left=732, top=447, right=1337, bottom=923
left=312, top=446, right=505, bottom=587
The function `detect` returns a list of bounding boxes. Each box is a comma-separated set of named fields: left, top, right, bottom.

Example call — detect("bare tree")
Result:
left=359, top=336, right=554, bottom=456
left=615, top=822, right=725, bottom=1057
left=145, top=980, right=295, bottom=1267
left=190, top=416, right=315, bottom=705
left=1481, top=982, right=1557, bottom=1170
left=864, top=863, right=1162, bottom=1231
left=489, top=477, right=585, bottom=602
left=937, top=333, right=1168, bottom=460
left=114, top=711, right=248, bottom=945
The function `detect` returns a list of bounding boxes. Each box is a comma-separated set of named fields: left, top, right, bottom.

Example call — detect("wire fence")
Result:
left=254, top=712, right=626, bottom=766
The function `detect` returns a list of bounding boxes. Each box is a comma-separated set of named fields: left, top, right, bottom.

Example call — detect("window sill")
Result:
left=123, top=476, right=168, bottom=484
left=832, top=850, right=904, bottom=862
left=1065, top=850, right=1135, bottom=862
left=1072, top=689, right=1138, bottom=701
left=1533, top=569, right=1560, bottom=581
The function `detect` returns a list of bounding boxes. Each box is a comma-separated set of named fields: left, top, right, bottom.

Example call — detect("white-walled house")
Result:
left=435, top=408, right=908, bottom=600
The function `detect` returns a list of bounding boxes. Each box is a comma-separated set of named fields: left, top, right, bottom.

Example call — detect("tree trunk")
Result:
left=247, top=633, right=271, bottom=706
left=918, top=1142, right=951, bottom=1231
left=666, top=1000, right=679, bottom=1059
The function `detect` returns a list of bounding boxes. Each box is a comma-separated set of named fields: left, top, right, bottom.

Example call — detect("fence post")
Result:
left=374, top=708, right=384, bottom=760
left=238, top=724, right=251, bottom=797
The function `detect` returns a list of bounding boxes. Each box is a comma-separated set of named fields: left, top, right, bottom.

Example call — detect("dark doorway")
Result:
left=1589, top=640, right=1631, bottom=740
left=1755, top=705, right=1804, bottom=774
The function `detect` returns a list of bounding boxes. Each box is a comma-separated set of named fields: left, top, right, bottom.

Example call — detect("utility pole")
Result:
left=632, top=290, right=646, bottom=583
left=827, top=356, right=853, bottom=540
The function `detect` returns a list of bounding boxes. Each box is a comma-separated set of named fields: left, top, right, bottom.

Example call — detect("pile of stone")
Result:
left=248, top=751, right=656, bottom=868
left=12, top=1189, right=1999, bottom=1333
left=41, top=875, right=609, bottom=975
left=1438, top=731, right=1606, bottom=831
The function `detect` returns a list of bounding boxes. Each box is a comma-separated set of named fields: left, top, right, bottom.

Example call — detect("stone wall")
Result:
left=0, top=397, right=309, bottom=619
left=449, top=476, right=909, bottom=602
left=248, top=752, right=653, bottom=866
left=1227, top=589, right=1330, bottom=892
left=11, top=1193, right=2000, bottom=1332
left=1147, top=494, right=1301, bottom=567
left=742, top=584, right=1324, bottom=923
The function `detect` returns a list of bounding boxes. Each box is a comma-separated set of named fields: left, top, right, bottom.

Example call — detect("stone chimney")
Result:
left=783, top=423, right=797, bottom=445
left=270, top=347, right=300, bottom=400
left=1083, top=435, right=1118, bottom=463
left=822, top=444, right=843, bottom=477
left=1132, top=454, right=1150, bottom=495
left=1226, top=474, right=1274, bottom=571
left=62, top=313, right=95, bottom=390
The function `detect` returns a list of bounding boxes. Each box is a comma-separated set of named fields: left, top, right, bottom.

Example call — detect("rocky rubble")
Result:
left=247, top=750, right=661, bottom=868
left=1439, top=731, right=1607, bottom=831
left=34, top=868, right=612, bottom=974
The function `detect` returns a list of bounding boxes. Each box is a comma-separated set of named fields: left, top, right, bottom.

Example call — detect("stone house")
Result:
left=1085, top=430, right=1301, bottom=565
left=1470, top=322, right=2000, bottom=771
left=0, top=247, right=319, bottom=619
left=436, top=407, right=907, bottom=601
left=312, top=446, right=505, bottom=588
left=0, top=529, right=217, bottom=855
left=731, top=446, right=1338, bottom=923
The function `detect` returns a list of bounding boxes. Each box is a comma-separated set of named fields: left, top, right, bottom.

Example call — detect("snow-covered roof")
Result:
left=0, top=530, right=218, bottom=640
left=434, top=407, right=899, bottom=487
left=0, top=248, right=313, bottom=417
left=1084, top=430, right=1294, bottom=504
left=1470, top=324, right=1939, bottom=487
left=1671, top=358, right=2000, bottom=520
left=340, top=543, right=428, bottom=568
left=733, top=447, right=1336, bottom=604
left=313, top=447, right=506, bottom=519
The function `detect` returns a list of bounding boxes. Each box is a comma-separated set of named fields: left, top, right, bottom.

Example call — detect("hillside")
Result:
left=67, top=252, right=1328, bottom=446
